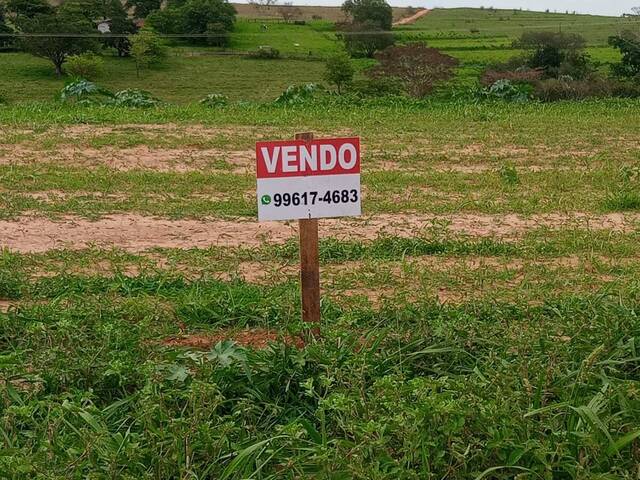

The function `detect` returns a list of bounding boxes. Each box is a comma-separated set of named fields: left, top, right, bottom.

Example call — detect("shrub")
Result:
left=480, top=68, right=543, bottom=87
left=0, top=90, right=7, bottom=104
left=533, top=77, right=640, bottom=101
left=324, top=54, right=354, bottom=94
left=199, top=93, right=229, bottom=107
left=367, top=43, right=459, bottom=97
left=111, top=89, right=161, bottom=107
left=129, top=28, right=167, bottom=77
left=608, top=31, right=640, bottom=80
left=483, top=79, right=533, bottom=102
left=514, top=31, right=592, bottom=79
left=65, top=53, right=104, bottom=80
left=274, top=83, right=321, bottom=105
left=59, top=79, right=113, bottom=103
left=248, top=46, right=280, bottom=59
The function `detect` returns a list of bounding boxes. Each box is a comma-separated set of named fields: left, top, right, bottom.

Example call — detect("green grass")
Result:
left=1, top=8, right=640, bottom=477
left=397, top=8, right=636, bottom=46
left=0, top=52, right=327, bottom=104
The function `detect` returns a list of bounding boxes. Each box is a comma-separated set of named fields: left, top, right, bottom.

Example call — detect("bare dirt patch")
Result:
left=1, top=212, right=638, bottom=253
left=0, top=300, right=16, bottom=312
left=162, top=328, right=305, bottom=350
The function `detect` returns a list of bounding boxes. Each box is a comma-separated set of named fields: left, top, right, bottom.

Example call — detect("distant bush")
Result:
left=112, top=89, right=160, bottom=107
left=248, top=46, right=281, bottom=59
left=367, top=43, right=459, bottom=98
left=0, top=90, right=7, bottom=104
left=608, top=31, right=640, bottom=80
left=324, top=54, right=354, bottom=94
left=129, top=28, right=167, bottom=77
left=533, top=77, right=640, bottom=101
left=65, top=53, right=104, bottom=80
left=59, top=79, right=113, bottom=104
left=199, top=93, right=229, bottom=107
left=59, top=80, right=161, bottom=107
left=480, top=68, right=543, bottom=87
left=483, top=79, right=533, bottom=102
left=274, top=83, right=322, bottom=105
left=513, top=31, right=592, bottom=79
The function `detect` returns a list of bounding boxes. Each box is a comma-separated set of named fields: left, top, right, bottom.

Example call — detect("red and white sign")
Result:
left=256, top=137, right=361, bottom=221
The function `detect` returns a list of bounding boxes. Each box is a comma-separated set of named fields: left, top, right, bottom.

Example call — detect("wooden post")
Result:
left=296, top=132, right=321, bottom=339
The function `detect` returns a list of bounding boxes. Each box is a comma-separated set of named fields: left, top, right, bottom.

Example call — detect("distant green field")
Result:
left=396, top=8, right=636, bottom=46
left=0, top=52, right=327, bottom=104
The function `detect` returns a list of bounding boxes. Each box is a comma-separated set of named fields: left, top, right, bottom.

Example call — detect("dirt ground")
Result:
left=1, top=212, right=637, bottom=253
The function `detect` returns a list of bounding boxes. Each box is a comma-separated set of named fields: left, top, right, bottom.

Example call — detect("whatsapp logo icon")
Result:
left=261, top=195, right=272, bottom=205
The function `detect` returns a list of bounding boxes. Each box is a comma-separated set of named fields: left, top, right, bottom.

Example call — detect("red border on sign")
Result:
left=256, top=137, right=360, bottom=179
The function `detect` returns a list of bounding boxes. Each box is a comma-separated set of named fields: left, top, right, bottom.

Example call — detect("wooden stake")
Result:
left=296, top=132, right=321, bottom=339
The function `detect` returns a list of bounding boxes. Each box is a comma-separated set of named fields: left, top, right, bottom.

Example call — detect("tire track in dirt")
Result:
left=1, top=212, right=638, bottom=253
left=393, top=8, right=430, bottom=26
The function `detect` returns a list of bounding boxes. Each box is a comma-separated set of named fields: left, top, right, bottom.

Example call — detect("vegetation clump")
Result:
left=367, top=43, right=459, bottom=97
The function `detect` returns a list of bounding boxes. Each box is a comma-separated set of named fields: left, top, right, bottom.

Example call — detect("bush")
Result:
left=129, top=28, right=167, bottom=76
left=514, top=31, right=592, bottom=79
left=324, top=54, right=354, bottom=94
left=65, top=53, right=104, bottom=80
left=199, top=93, right=229, bottom=107
left=608, top=31, right=640, bottom=80
left=274, top=83, right=322, bottom=105
left=0, top=90, right=7, bottom=104
left=483, top=79, right=533, bottom=102
left=367, top=43, right=458, bottom=98
left=533, top=77, right=640, bottom=101
left=248, top=46, right=280, bottom=59
left=111, top=89, right=161, bottom=107
left=59, top=79, right=113, bottom=104
left=480, top=68, right=543, bottom=87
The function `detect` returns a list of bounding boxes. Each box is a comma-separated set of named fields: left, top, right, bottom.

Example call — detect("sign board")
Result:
left=256, top=137, right=361, bottom=221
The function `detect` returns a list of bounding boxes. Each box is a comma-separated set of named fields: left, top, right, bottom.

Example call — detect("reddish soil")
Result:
left=1, top=212, right=638, bottom=254
left=393, top=8, right=430, bottom=26
left=163, top=328, right=305, bottom=350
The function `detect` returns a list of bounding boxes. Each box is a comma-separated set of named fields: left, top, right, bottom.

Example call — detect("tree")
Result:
left=6, top=0, right=52, bottom=20
left=18, top=10, right=98, bottom=77
left=514, top=31, right=591, bottom=79
left=0, top=1, right=14, bottom=49
left=99, top=0, right=138, bottom=56
left=340, top=20, right=394, bottom=58
left=609, top=31, right=640, bottom=79
left=147, top=0, right=236, bottom=46
left=124, top=0, right=162, bottom=18
left=278, top=2, right=302, bottom=23
left=367, top=43, right=459, bottom=97
left=342, top=0, right=392, bottom=30
left=324, top=53, right=354, bottom=93
left=129, top=27, right=167, bottom=77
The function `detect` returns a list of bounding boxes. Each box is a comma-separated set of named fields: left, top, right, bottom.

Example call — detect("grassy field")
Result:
left=0, top=99, right=639, bottom=477
left=0, top=6, right=640, bottom=479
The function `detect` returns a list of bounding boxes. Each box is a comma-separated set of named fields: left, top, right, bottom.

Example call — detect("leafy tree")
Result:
left=367, top=43, right=459, bottom=97
left=514, top=31, right=591, bottom=79
left=609, top=31, right=640, bottom=80
left=324, top=53, right=354, bottom=93
left=129, top=27, right=167, bottom=77
left=0, top=2, right=14, bottom=49
left=6, top=0, right=52, bottom=19
left=18, top=10, right=98, bottom=77
left=147, top=0, right=235, bottom=46
left=124, top=0, right=162, bottom=18
left=340, top=20, right=394, bottom=58
left=342, top=0, right=392, bottom=30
